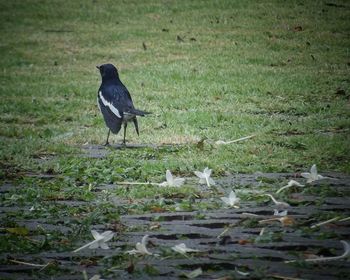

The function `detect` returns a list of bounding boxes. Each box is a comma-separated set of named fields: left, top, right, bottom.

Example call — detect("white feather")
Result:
left=98, top=91, right=122, bottom=118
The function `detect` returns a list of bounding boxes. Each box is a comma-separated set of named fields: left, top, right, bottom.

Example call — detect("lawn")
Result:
left=0, top=0, right=349, bottom=279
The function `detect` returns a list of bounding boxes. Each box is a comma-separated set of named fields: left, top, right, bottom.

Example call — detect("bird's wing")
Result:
left=100, top=83, right=150, bottom=118
left=98, top=86, right=123, bottom=119
left=103, top=83, right=135, bottom=115
left=98, top=96, right=122, bottom=134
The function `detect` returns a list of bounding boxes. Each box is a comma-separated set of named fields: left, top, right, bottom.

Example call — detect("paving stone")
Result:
left=1, top=172, right=349, bottom=279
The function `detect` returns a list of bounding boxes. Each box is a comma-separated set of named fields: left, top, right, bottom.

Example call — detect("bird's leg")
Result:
left=122, top=123, right=127, bottom=146
left=104, top=129, right=111, bottom=146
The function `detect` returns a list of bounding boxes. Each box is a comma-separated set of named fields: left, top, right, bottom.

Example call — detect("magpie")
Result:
left=96, top=63, right=150, bottom=146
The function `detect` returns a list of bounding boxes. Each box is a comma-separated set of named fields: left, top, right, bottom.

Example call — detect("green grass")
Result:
left=1, top=0, right=349, bottom=180
left=0, top=0, right=349, bottom=178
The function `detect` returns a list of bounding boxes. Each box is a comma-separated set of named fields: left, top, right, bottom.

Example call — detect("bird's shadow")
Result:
left=104, top=144, right=159, bottom=150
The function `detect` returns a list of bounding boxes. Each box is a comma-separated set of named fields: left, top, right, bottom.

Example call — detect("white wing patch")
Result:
left=98, top=91, right=122, bottom=118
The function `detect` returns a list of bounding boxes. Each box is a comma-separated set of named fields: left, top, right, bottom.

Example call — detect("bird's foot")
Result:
left=121, top=140, right=127, bottom=147
left=103, top=141, right=110, bottom=146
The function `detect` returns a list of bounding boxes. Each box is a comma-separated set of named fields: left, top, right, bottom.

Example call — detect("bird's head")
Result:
left=96, top=63, right=119, bottom=81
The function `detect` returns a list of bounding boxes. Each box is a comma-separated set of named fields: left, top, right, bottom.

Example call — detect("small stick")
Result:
left=268, top=274, right=306, bottom=280
left=115, top=182, right=160, bottom=186
left=310, top=217, right=340, bottom=229
left=259, top=217, right=280, bottom=224
left=215, top=134, right=256, bottom=145
left=9, top=259, right=48, bottom=267
left=217, top=226, right=231, bottom=239
left=241, top=212, right=260, bottom=218
left=265, top=194, right=290, bottom=208
left=285, top=240, right=350, bottom=263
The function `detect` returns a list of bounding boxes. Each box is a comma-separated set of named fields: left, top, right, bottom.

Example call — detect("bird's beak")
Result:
left=96, top=65, right=100, bottom=70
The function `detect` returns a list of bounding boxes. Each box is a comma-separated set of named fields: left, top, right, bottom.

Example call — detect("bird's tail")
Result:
left=128, top=108, right=152, bottom=116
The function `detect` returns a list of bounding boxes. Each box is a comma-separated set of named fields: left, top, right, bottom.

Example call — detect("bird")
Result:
left=96, top=63, right=150, bottom=146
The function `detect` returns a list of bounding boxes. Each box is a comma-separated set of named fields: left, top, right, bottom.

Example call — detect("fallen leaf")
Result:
left=219, top=236, right=231, bottom=245
left=238, top=239, right=251, bottom=245
left=183, top=268, right=203, bottom=279
left=177, top=35, right=184, bottom=42
left=6, top=227, right=29, bottom=236
left=293, top=26, right=303, bottom=32
left=126, top=261, right=134, bottom=273
left=149, top=223, right=161, bottom=230
left=80, top=259, right=97, bottom=266
left=335, top=88, right=346, bottom=95
left=150, top=206, right=166, bottom=213
left=280, top=216, right=296, bottom=226
left=196, top=137, right=207, bottom=150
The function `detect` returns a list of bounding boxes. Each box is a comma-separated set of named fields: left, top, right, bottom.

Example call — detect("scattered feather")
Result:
left=159, top=170, right=185, bottom=187
left=276, top=180, right=305, bottom=194
left=235, top=267, right=250, bottom=276
left=183, top=268, right=203, bottom=279
left=172, top=243, right=200, bottom=255
left=89, top=275, right=104, bottom=280
left=301, top=164, right=326, bottom=183
left=220, top=190, right=240, bottom=208
left=274, top=209, right=288, bottom=216
left=73, top=230, right=114, bottom=253
left=194, top=167, right=215, bottom=187
left=126, top=235, right=157, bottom=256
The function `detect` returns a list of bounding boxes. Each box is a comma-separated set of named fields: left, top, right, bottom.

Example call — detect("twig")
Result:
left=115, top=182, right=160, bottom=186
left=24, top=236, right=41, bottom=244
left=259, top=217, right=280, bottom=224
left=241, top=212, right=260, bottom=218
left=276, top=185, right=291, bottom=194
left=265, top=194, right=290, bottom=208
left=217, top=226, right=232, bottom=239
left=285, top=240, right=350, bottom=263
left=310, top=217, right=340, bottom=228
left=215, top=134, right=256, bottom=145
left=268, top=274, right=306, bottom=280
left=39, top=262, right=53, bottom=272
left=9, top=259, right=48, bottom=267
left=310, top=216, right=350, bottom=228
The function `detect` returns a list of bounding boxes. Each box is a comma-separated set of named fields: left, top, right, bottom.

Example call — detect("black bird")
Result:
left=96, top=63, right=150, bottom=145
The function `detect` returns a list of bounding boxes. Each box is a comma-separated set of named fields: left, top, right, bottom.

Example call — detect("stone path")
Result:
left=0, top=172, right=349, bottom=279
